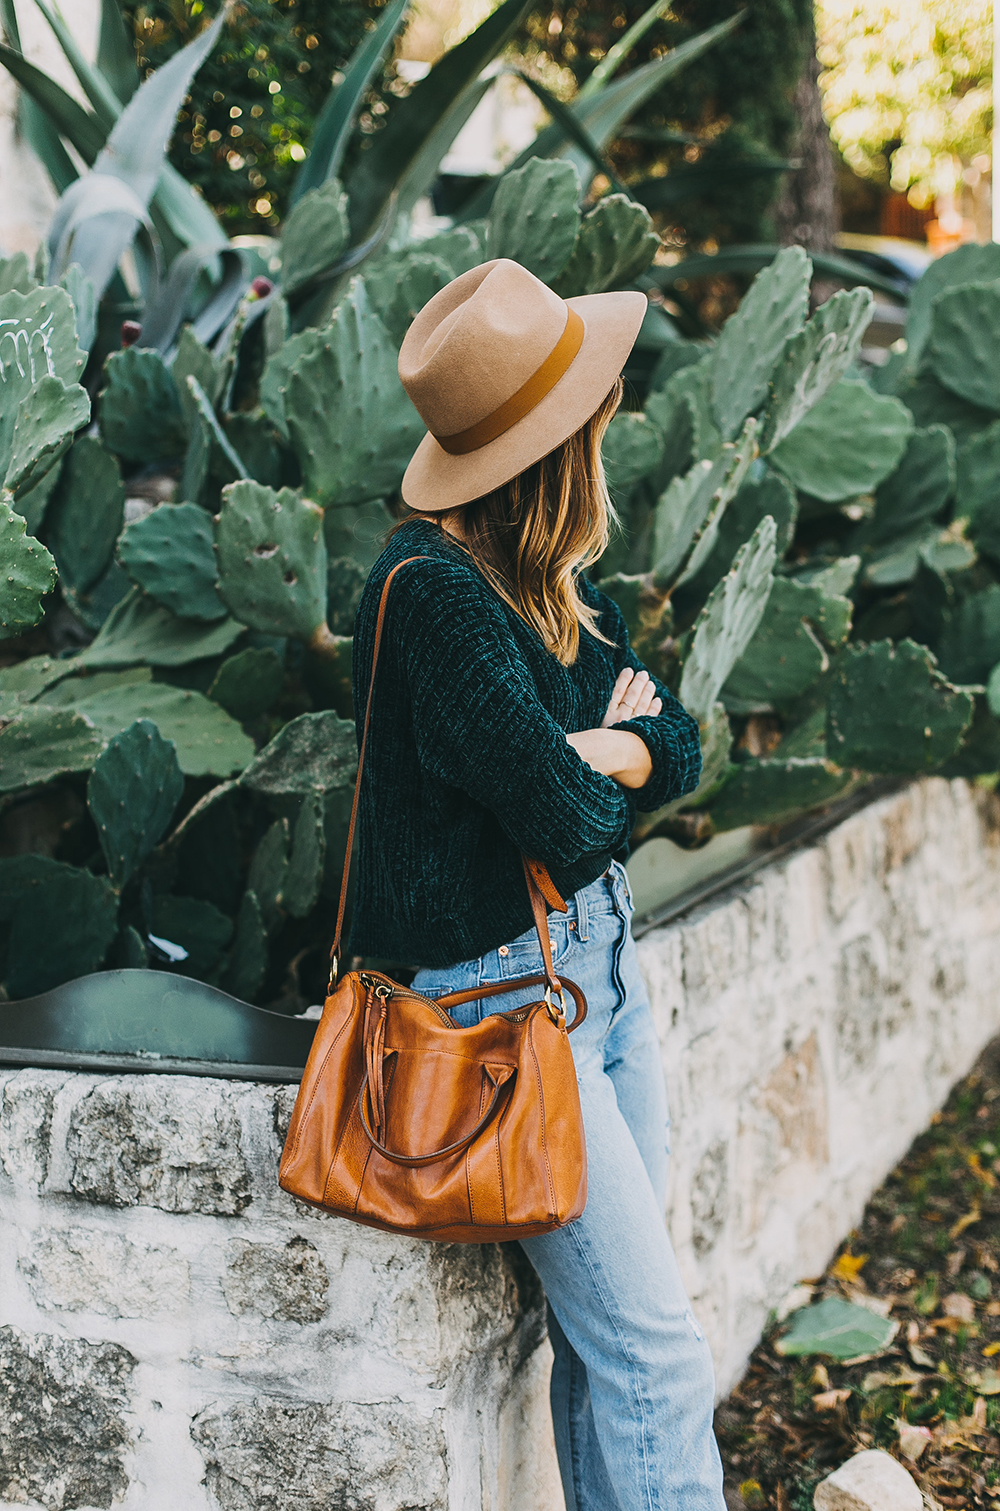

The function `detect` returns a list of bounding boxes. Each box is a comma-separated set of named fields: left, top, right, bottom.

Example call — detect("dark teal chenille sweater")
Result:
left=347, top=520, right=701, bottom=967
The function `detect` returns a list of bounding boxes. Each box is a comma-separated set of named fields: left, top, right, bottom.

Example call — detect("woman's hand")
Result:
left=601, top=667, right=662, bottom=727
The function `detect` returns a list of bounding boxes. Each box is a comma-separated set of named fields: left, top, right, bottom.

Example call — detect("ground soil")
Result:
left=714, top=1036, right=1000, bottom=1511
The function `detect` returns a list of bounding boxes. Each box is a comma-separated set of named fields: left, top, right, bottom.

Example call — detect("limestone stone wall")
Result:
left=646, top=777, right=1000, bottom=1395
left=0, top=1072, right=562, bottom=1511
left=1, top=777, right=999, bottom=1508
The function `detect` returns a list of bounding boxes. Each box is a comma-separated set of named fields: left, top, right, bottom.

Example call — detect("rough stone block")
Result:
left=0, top=1324, right=135, bottom=1511
left=67, top=1076, right=252, bottom=1215
left=813, top=1448, right=922, bottom=1511
left=18, top=1226, right=189, bottom=1318
left=223, top=1236, right=329, bottom=1322
left=190, top=1395, right=448, bottom=1511
left=0, top=1070, right=63, bottom=1190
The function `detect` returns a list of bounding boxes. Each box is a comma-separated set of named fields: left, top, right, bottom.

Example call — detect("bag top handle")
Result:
left=328, top=555, right=563, bottom=994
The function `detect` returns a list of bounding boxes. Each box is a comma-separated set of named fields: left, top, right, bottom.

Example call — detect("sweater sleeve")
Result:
left=587, top=580, right=703, bottom=814
left=395, top=559, right=636, bottom=868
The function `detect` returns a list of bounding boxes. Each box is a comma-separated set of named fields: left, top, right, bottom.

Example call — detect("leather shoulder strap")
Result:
left=328, top=552, right=562, bottom=992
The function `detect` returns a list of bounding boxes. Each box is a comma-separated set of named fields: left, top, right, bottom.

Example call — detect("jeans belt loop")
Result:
left=575, top=883, right=590, bottom=943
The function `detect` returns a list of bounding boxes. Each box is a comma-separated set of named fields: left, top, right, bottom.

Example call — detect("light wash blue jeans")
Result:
left=413, top=861, right=724, bottom=1511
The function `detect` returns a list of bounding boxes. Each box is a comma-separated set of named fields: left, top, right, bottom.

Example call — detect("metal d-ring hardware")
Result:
left=543, top=984, right=567, bottom=1024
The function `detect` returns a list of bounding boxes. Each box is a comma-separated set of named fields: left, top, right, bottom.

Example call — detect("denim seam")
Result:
left=566, top=1217, right=658, bottom=1511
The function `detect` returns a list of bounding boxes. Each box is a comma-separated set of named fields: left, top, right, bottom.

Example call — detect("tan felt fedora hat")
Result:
left=398, top=258, right=647, bottom=511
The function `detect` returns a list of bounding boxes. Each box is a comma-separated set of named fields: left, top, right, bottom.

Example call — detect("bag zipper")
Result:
left=358, top=971, right=536, bottom=1029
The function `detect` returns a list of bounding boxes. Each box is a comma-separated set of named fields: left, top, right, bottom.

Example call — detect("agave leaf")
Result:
left=345, top=0, right=533, bottom=240
left=508, top=69, right=627, bottom=196
left=578, top=0, right=675, bottom=97
left=631, top=159, right=789, bottom=212
left=394, top=75, right=494, bottom=220
left=33, top=0, right=120, bottom=126
left=46, top=6, right=228, bottom=294
left=0, top=41, right=105, bottom=163
left=141, top=245, right=247, bottom=353
left=60, top=263, right=96, bottom=353
left=292, top=0, right=410, bottom=204
left=98, top=0, right=139, bottom=105
left=646, top=244, right=904, bottom=300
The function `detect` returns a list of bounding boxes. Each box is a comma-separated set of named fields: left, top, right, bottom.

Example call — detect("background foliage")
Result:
left=816, top=0, right=992, bottom=208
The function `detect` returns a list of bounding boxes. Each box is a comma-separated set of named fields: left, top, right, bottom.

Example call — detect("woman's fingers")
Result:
left=602, top=669, right=663, bottom=727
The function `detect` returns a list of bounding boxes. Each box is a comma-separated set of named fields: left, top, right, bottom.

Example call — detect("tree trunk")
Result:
left=773, top=32, right=838, bottom=253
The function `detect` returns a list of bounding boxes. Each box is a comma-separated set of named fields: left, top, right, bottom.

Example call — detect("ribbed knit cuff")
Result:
left=613, top=714, right=702, bottom=814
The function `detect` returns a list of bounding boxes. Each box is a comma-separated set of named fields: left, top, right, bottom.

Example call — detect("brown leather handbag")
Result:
left=279, top=557, right=588, bottom=1242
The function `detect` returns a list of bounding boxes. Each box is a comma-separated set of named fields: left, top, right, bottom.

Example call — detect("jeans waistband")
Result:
left=557, top=861, right=632, bottom=942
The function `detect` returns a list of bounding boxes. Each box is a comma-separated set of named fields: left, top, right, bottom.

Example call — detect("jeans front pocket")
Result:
left=498, top=915, right=575, bottom=979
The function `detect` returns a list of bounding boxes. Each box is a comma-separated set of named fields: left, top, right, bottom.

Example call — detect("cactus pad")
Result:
left=283, top=792, right=326, bottom=919
left=770, top=380, right=913, bottom=502
left=46, top=436, right=125, bottom=596
left=0, top=855, right=118, bottom=998
left=706, top=757, right=855, bottom=833
left=119, top=502, right=226, bottom=622
left=0, top=498, right=56, bottom=640
left=486, top=158, right=581, bottom=282
left=412, top=226, right=483, bottom=277
left=221, top=889, right=268, bottom=1003
left=928, top=280, right=1000, bottom=414
left=602, top=411, right=663, bottom=501
left=761, top=287, right=874, bottom=453
left=87, top=718, right=185, bottom=890
left=363, top=251, right=453, bottom=346
left=672, top=469, right=797, bottom=623
left=99, top=346, right=187, bottom=462
left=935, top=585, right=1000, bottom=686
left=956, top=420, right=1000, bottom=562
left=79, top=587, right=243, bottom=668
left=550, top=194, right=658, bottom=297
left=248, top=819, right=289, bottom=932
left=151, top=894, right=233, bottom=980
left=723, top=576, right=853, bottom=711
left=0, top=705, right=104, bottom=792
left=678, top=515, right=777, bottom=725
left=871, top=424, right=955, bottom=543
left=905, top=243, right=1000, bottom=372
left=280, top=179, right=350, bottom=297
left=4, top=375, right=89, bottom=499
left=653, top=419, right=757, bottom=590
left=216, top=480, right=327, bottom=641
left=826, top=638, right=974, bottom=773
left=74, top=681, right=254, bottom=778
left=240, top=709, right=358, bottom=795
left=0, top=285, right=85, bottom=472
left=208, top=647, right=284, bottom=723
left=172, top=325, right=224, bottom=431
left=709, top=246, right=811, bottom=443
left=283, top=282, right=423, bottom=508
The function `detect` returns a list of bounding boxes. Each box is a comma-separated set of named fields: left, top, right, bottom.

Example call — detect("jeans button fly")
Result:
left=499, top=946, right=509, bottom=956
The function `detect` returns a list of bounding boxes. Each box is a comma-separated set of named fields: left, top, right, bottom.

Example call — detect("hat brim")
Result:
left=400, top=289, right=647, bottom=512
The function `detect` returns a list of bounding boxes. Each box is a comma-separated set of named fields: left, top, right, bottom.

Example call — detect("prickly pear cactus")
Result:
left=709, top=245, right=811, bottom=443
left=551, top=194, right=659, bottom=297
left=88, top=719, right=185, bottom=890
left=215, top=481, right=328, bottom=646
left=486, top=157, right=582, bottom=283
left=0, top=499, right=56, bottom=639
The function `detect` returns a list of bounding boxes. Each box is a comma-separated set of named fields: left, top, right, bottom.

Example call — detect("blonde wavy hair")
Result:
left=408, top=377, right=624, bottom=666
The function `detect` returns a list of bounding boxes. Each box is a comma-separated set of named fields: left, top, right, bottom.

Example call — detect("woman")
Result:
left=348, top=259, right=724, bottom=1511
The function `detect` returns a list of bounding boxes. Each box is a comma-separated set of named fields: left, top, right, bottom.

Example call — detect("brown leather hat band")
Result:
left=433, top=306, right=585, bottom=457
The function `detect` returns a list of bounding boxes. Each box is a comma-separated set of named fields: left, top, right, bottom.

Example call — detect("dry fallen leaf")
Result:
left=909, top=1342, right=937, bottom=1367
left=984, top=1342, right=1000, bottom=1357
left=898, top=1421, right=933, bottom=1461
left=949, top=1208, right=982, bottom=1241
left=863, top=1367, right=929, bottom=1391
left=810, top=1364, right=830, bottom=1389
left=812, top=1388, right=852, bottom=1411
left=943, top=1293, right=977, bottom=1323
left=831, top=1251, right=869, bottom=1284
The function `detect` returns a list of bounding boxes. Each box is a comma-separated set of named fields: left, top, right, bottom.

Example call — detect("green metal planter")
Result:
left=0, top=969, right=316, bottom=1082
